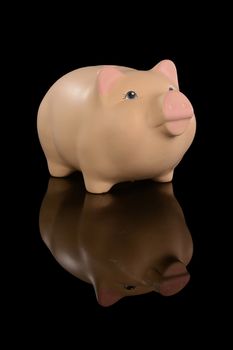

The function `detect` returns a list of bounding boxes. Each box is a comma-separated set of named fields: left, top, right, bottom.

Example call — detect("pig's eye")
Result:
left=123, top=285, right=136, bottom=290
left=169, top=86, right=174, bottom=91
left=124, top=91, right=138, bottom=100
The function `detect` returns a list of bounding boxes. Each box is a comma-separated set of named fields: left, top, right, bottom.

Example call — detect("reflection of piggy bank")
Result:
left=37, top=60, right=196, bottom=193
left=39, top=176, right=193, bottom=307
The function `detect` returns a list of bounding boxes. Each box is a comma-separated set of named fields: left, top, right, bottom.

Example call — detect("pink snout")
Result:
left=163, top=91, right=194, bottom=135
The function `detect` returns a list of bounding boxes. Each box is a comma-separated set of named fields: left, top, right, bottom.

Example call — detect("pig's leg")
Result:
left=153, top=170, right=174, bottom=183
left=83, top=175, right=113, bottom=194
left=47, top=160, right=74, bottom=177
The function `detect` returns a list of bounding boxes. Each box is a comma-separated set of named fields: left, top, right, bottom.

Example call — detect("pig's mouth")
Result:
left=154, top=113, right=193, bottom=136
left=165, top=115, right=193, bottom=136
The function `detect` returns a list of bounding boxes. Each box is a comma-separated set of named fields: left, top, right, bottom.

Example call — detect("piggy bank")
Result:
left=39, top=176, right=193, bottom=307
left=37, top=60, right=196, bottom=193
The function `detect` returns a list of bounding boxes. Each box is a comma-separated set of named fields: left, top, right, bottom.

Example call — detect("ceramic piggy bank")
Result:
left=37, top=60, right=196, bottom=193
left=39, top=176, right=193, bottom=307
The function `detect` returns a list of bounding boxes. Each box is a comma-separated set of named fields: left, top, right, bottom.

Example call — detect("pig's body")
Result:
left=37, top=60, right=196, bottom=193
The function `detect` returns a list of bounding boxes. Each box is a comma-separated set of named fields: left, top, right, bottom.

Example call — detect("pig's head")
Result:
left=95, top=60, right=196, bottom=181
left=39, top=177, right=193, bottom=307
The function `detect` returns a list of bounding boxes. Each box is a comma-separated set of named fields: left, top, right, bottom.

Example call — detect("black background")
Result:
left=28, top=6, right=228, bottom=343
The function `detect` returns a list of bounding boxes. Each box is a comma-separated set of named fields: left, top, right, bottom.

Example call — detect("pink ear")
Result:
left=152, top=60, right=179, bottom=87
left=98, top=67, right=124, bottom=95
left=96, top=287, right=123, bottom=307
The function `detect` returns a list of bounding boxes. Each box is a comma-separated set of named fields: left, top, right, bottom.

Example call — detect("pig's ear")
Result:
left=97, top=67, right=124, bottom=95
left=96, top=287, right=123, bottom=307
left=152, top=60, right=179, bottom=87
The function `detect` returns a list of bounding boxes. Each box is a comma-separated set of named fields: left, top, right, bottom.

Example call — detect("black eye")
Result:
left=123, top=285, right=136, bottom=290
left=124, top=91, right=138, bottom=99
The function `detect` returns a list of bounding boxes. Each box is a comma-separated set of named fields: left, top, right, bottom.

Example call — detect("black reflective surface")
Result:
left=39, top=177, right=193, bottom=306
left=30, top=163, right=219, bottom=330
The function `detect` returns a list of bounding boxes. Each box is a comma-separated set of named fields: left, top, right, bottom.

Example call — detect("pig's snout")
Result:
left=162, top=91, right=194, bottom=135
left=158, top=261, right=190, bottom=296
left=163, top=91, right=194, bottom=120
